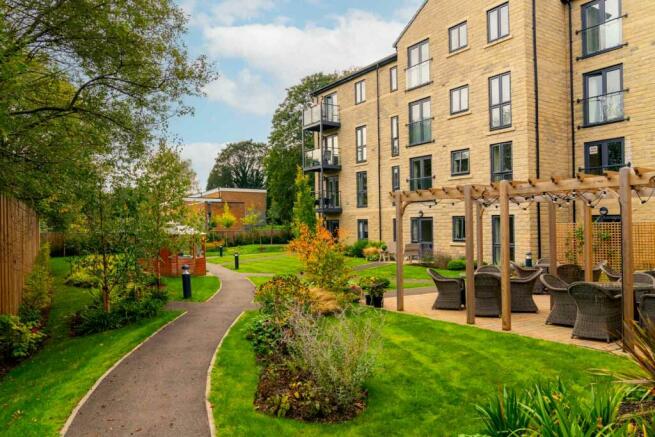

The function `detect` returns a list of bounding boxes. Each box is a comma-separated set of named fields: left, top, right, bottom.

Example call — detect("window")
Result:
left=357, top=219, right=369, bottom=240
left=487, top=3, right=510, bottom=43
left=492, top=215, right=515, bottom=264
left=582, top=0, right=622, bottom=57
left=452, top=216, right=466, bottom=242
left=326, top=220, right=339, bottom=238
left=356, top=126, right=367, bottom=163
left=391, top=116, right=400, bottom=156
left=409, top=98, right=432, bottom=146
left=322, top=135, right=339, bottom=166
left=583, top=65, right=623, bottom=126
left=409, top=155, right=432, bottom=190
left=451, top=149, right=470, bottom=176
left=449, top=21, right=468, bottom=52
left=490, top=142, right=512, bottom=181
left=406, top=40, right=430, bottom=89
left=355, top=80, right=366, bottom=104
left=450, top=85, right=469, bottom=115
left=584, top=138, right=624, bottom=174
left=392, top=166, right=400, bottom=191
left=356, top=171, right=368, bottom=208
left=489, top=72, right=511, bottom=129
left=390, top=67, right=398, bottom=92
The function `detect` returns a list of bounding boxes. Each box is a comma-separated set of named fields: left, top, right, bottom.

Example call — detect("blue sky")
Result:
left=171, top=0, right=423, bottom=188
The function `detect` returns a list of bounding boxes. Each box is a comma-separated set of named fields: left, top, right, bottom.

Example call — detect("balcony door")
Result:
left=324, top=177, right=340, bottom=209
left=323, top=93, right=338, bottom=123
left=411, top=217, right=433, bottom=259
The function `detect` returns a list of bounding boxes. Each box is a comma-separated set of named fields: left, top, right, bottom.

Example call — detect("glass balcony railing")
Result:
left=583, top=163, right=628, bottom=175
left=408, top=176, right=432, bottom=191
left=314, top=191, right=341, bottom=212
left=408, top=119, right=432, bottom=146
left=406, top=59, right=431, bottom=90
left=581, top=16, right=623, bottom=57
left=302, top=103, right=340, bottom=128
left=583, top=90, right=624, bottom=126
left=303, top=145, right=341, bottom=169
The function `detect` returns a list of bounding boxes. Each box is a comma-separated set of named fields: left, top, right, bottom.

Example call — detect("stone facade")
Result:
left=304, top=0, right=654, bottom=264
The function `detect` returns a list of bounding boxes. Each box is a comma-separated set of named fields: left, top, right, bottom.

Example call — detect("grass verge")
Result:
left=162, top=275, right=221, bottom=302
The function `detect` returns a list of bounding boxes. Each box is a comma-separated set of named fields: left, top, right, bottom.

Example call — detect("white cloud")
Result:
left=211, top=0, right=275, bottom=25
left=204, top=69, right=280, bottom=115
left=180, top=142, right=227, bottom=189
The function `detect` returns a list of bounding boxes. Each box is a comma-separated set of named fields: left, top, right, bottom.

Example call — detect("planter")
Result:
left=372, top=295, right=384, bottom=308
left=365, top=294, right=372, bottom=306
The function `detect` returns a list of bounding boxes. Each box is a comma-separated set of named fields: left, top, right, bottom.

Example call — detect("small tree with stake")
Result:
left=216, top=203, right=237, bottom=246
left=292, top=167, right=316, bottom=237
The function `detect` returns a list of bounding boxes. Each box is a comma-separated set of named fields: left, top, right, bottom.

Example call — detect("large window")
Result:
left=450, top=85, right=469, bottom=115
left=355, top=80, right=366, bottom=104
left=492, top=215, right=515, bottom=264
left=391, top=116, right=400, bottom=156
left=487, top=3, right=509, bottom=43
left=451, top=149, right=470, bottom=176
left=449, top=21, right=468, bottom=52
left=356, top=125, right=367, bottom=163
left=582, top=0, right=622, bottom=57
left=357, top=219, right=369, bottom=240
left=584, top=138, right=624, bottom=174
left=356, top=171, right=368, bottom=208
left=452, top=216, right=466, bottom=242
left=392, top=165, right=400, bottom=191
left=491, top=142, right=512, bottom=182
left=406, top=40, right=430, bottom=89
left=489, top=72, right=511, bottom=130
left=409, top=155, right=432, bottom=190
left=409, top=98, right=432, bottom=146
left=390, top=67, right=398, bottom=92
left=584, top=65, right=623, bottom=126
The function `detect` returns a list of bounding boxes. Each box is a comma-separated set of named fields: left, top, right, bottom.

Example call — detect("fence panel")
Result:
left=0, top=195, right=40, bottom=315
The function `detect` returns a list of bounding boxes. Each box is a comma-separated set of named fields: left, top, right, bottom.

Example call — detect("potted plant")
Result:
left=359, top=276, right=390, bottom=308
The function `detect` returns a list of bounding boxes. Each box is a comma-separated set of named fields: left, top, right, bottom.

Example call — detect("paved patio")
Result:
left=384, top=291, right=623, bottom=354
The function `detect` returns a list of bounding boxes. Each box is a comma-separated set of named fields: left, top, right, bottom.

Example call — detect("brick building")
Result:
left=302, top=0, right=654, bottom=263
left=184, top=188, right=267, bottom=232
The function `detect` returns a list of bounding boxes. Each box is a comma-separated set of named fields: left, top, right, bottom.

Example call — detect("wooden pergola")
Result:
left=393, top=167, right=655, bottom=343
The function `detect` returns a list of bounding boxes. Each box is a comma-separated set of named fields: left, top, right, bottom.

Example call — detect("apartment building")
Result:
left=301, top=0, right=655, bottom=264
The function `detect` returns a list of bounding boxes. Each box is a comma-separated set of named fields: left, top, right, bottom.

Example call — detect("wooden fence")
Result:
left=0, top=195, right=40, bottom=315
left=557, top=222, right=655, bottom=271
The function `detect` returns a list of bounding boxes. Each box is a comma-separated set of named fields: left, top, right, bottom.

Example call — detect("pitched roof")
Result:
left=393, top=0, right=430, bottom=48
left=311, top=53, right=398, bottom=97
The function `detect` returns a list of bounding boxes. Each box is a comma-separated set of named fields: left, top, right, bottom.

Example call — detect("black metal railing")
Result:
left=314, top=191, right=341, bottom=211
left=581, top=162, right=629, bottom=175
left=406, top=59, right=431, bottom=89
left=408, top=119, right=432, bottom=146
left=582, top=90, right=624, bottom=126
left=580, top=15, right=623, bottom=56
left=408, top=176, right=433, bottom=191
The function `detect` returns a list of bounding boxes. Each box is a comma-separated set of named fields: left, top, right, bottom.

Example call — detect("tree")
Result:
left=292, top=167, right=317, bottom=236
left=216, top=203, right=237, bottom=244
left=264, top=73, right=338, bottom=224
left=206, top=141, right=267, bottom=190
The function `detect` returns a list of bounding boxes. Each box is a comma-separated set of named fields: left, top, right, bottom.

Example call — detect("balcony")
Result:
left=303, top=145, right=341, bottom=173
left=582, top=90, right=625, bottom=127
left=581, top=162, right=629, bottom=176
left=406, top=59, right=431, bottom=90
left=409, top=176, right=433, bottom=191
left=581, top=16, right=623, bottom=58
left=408, top=119, right=432, bottom=146
left=302, top=103, right=340, bottom=132
left=315, top=191, right=342, bottom=215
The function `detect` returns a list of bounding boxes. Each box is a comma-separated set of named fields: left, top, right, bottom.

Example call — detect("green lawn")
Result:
left=162, top=275, right=221, bottom=302
left=206, top=244, right=287, bottom=258
left=0, top=258, right=180, bottom=437
left=209, top=311, right=635, bottom=436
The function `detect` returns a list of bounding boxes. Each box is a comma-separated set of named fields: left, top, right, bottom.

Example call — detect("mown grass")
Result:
left=210, top=310, right=635, bottom=436
left=206, top=244, right=287, bottom=258
left=162, top=275, right=221, bottom=302
left=0, top=257, right=180, bottom=437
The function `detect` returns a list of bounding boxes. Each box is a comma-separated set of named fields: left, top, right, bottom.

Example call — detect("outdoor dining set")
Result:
left=428, top=259, right=655, bottom=342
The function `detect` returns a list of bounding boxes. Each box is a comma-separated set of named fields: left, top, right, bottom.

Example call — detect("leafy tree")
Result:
left=264, top=73, right=338, bottom=224
left=206, top=140, right=267, bottom=190
left=292, top=167, right=316, bottom=236
left=216, top=203, right=237, bottom=244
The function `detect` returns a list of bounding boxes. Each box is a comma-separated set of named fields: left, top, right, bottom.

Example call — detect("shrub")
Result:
left=19, top=243, right=53, bottom=324
left=447, top=259, right=467, bottom=271
left=362, top=246, right=380, bottom=261
left=64, top=270, right=100, bottom=288
left=431, top=253, right=453, bottom=269
left=254, top=275, right=314, bottom=318
left=613, top=319, right=655, bottom=395
left=248, top=313, right=288, bottom=358
left=345, top=240, right=369, bottom=258
left=358, top=276, right=391, bottom=298
left=0, top=315, right=44, bottom=362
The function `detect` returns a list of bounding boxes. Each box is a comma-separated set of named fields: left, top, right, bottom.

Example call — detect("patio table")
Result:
left=592, top=282, right=655, bottom=321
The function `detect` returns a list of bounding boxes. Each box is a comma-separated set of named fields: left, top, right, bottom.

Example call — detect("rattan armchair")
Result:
left=568, top=282, right=622, bottom=342
left=474, top=272, right=502, bottom=317
left=633, top=272, right=655, bottom=287
left=510, top=269, right=541, bottom=313
left=640, top=294, right=655, bottom=327
left=511, top=261, right=546, bottom=294
left=557, top=264, right=583, bottom=284
left=428, top=268, right=464, bottom=310
left=540, top=274, right=576, bottom=326
left=476, top=265, right=500, bottom=274
left=600, top=263, right=621, bottom=282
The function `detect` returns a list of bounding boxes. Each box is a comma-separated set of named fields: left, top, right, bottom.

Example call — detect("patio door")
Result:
left=324, top=177, right=339, bottom=208
left=411, top=217, right=433, bottom=259
left=492, top=215, right=515, bottom=265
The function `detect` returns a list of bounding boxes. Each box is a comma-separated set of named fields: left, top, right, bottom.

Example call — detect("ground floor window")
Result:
left=492, top=215, right=515, bottom=264
left=584, top=138, right=624, bottom=174
left=452, top=216, right=466, bottom=242
left=357, top=219, right=369, bottom=240
left=411, top=217, right=433, bottom=259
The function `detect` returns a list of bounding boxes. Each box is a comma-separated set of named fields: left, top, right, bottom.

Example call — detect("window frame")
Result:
left=390, top=67, right=398, bottom=92
left=357, top=219, right=369, bottom=241
left=581, top=0, right=623, bottom=57
left=488, top=72, right=512, bottom=130
left=391, top=165, right=401, bottom=192
left=356, top=171, right=368, bottom=208
left=584, top=137, right=625, bottom=174
left=452, top=216, right=466, bottom=242
left=490, top=142, right=513, bottom=182
left=408, top=97, right=433, bottom=146
left=355, top=80, right=366, bottom=104
left=391, top=116, right=400, bottom=156
left=487, top=2, right=510, bottom=43
left=406, top=39, right=431, bottom=90
left=409, top=155, right=433, bottom=191
left=583, top=64, right=624, bottom=127
left=451, top=148, right=471, bottom=176
left=356, top=125, right=367, bottom=163
left=449, top=21, right=468, bottom=53
left=492, top=215, right=515, bottom=264
left=450, top=85, right=469, bottom=115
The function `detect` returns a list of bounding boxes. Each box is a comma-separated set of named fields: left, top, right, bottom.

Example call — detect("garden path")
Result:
left=64, top=264, right=255, bottom=437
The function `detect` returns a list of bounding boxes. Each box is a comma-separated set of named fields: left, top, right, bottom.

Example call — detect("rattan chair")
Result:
left=474, top=272, right=502, bottom=317
left=428, top=268, right=464, bottom=310
left=568, top=282, right=622, bottom=342
left=557, top=264, right=583, bottom=284
left=476, top=265, right=500, bottom=274
left=510, top=269, right=541, bottom=313
left=536, top=257, right=550, bottom=268
left=633, top=272, right=655, bottom=287
left=511, top=261, right=546, bottom=294
left=640, top=294, right=655, bottom=327
left=600, top=263, right=621, bottom=282
left=540, top=274, right=576, bottom=326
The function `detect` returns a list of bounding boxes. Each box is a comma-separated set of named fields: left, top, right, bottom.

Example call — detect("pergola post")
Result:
left=619, top=167, right=634, bottom=343
left=395, top=191, right=405, bottom=312
left=548, top=201, right=558, bottom=276
left=464, top=186, right=475, bottom=325
left=582, top=202, right=594, bottom=282
left=476, top=203, right=484, bottom=267
left=499, top=180, right=511, bottom=331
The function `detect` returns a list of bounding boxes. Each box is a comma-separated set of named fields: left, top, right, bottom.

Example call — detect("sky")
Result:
left=171, top=0, right=424, bottom=188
